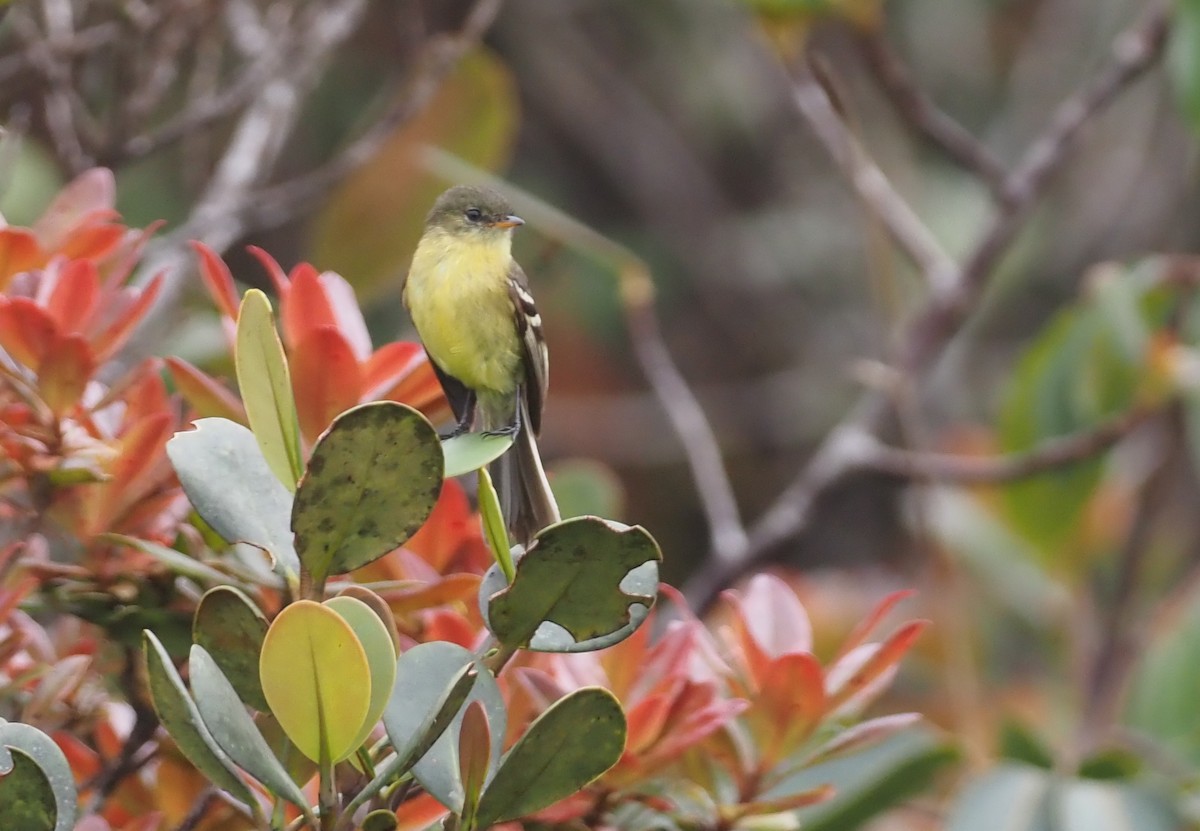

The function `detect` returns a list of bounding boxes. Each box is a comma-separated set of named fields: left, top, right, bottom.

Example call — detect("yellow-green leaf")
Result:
left=323, top=596, right=396, bottom=755
left=259, top=600, right=372, bottom=764
left=477, top=467, right=514, bottom=582
left=236, top=289, right=304, bottom=491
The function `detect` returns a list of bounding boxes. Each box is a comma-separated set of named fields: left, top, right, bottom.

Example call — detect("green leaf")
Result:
left=166, top=418, right=299, bottom=580
left=189, top=645, right=314, bottom=819
left=323, top=595, right=397, bottom=754
left=1126, top=582, right=1200, bottom=766
left=475, top=687, right=625, bottom=827
left=999, top=721, right=1055, bottom=770
left=481, top=516, right=660, bottom=652
left=291, top=402, right=442, bottom=586
left=477, top=467, right=514, bottom=581
left=1052, top=777, right=1179, bottom=830
left=550, top=459, right=625, bottom=520
left=143, top=631, right=258, bottom=813
left=945, top=764, right=1054, bottom=831
left=442, top=432, right=513, bottom=478
left=774, top=727, right=959, bottom=831
left=193, top=587, right=271, bottom=712
left=0, top=720, right=77, bottom=831
left=258, top=600, right=373, bottom=764
left=336, top=585, right=401, bottom=654
left=104, top=533, right=234, bottom=587
left=383, top=642, right=506, bottom=813
left=345, top=661, right=478, bottom=817
left=1169, top=0, right=1200, bottom=133
left=0, top=749, right=57, bottom=831
left=235, top=289, right=304, bottom=490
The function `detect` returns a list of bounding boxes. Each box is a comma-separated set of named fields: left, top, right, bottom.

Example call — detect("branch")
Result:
left=857, top=28, right=1009, bottom=199
left=244, top=0, right=505, bottom=233
left=866, top=406, right=1153, bottom=483
left=682, top=5, right=1170, bottom=608
left=792, top=69, right=958, bottom=293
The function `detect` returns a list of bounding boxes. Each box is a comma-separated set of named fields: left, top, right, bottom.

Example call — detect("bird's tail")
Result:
left=488, top=398, right=560, bottom=546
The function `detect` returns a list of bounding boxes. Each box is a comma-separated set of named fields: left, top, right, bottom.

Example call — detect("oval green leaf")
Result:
left=194, top=587, right=271, bottom=711
left=441, top=432, right=513, bottom=478
left=166, top=418, right=299, bottom=579
left=336, top=585, right=401, bottom=654
left=259, top=600, right=372, bottom=764
left=480, top=516, right=661, bottom=652
left=474, top=687, right=626, bottom=827
left=323, top=596, right=396, bottom=754
left=235, top=289, right=304, bottom=490
left=0, top=719, right=77, bottom=831
left=189, top=645, right=314, bottom=818
left=383, top=641, right=506, bottom=813
left=142, top=631, right=258, bottom=813
left=291, top=401, right=443, bottom=585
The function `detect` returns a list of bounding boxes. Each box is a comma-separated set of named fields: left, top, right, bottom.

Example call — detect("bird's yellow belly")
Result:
left=406, top=236, right=521, bottom=395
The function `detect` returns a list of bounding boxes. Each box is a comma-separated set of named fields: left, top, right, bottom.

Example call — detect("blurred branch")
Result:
left=866, top=406, right=1154, bottom=483
left=792, top=66, right=957, bottom=293
left=683, top=4, right=1170, bottom=608
left=245, top=0, right=505, bottom=233
left=426, top=149, right=749, bottom=561
left=857, top=29, right=1009, bottom=200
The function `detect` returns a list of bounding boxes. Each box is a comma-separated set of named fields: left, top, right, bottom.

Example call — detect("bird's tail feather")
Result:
left=487, top=398, right=560, bottom=546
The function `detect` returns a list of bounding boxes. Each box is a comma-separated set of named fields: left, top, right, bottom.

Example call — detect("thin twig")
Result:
left=683, top=4, right=1170, bottom=608
left=793, top=69, right=958, bottom=294
left=857, top=28, right=1009, bottom=199
left=245, top=0, right=504, bottom=233
left=172, top=788, right=218, bottom=831
left=867, top=406, right=1153, bottom=483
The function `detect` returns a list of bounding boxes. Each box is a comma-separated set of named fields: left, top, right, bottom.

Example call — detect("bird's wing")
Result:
left=507, top=262, right=548, bottom=435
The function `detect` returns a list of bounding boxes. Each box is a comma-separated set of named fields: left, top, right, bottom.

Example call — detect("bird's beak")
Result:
left=492, top=215, right=524, bottom=229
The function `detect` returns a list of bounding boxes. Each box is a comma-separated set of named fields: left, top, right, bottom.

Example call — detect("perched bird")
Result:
left=403, top=185, right=560, bottom=544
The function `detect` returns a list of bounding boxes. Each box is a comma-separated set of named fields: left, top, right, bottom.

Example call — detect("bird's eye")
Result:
left=465, top=208, right=483, bottom=222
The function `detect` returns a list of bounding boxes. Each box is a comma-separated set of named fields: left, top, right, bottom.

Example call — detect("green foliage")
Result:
left=442, top=432, right=513, bottom=478
left=0, top=720, right=77, bottom=831
left=194, top=586, right=271, bottom=711
left=1169, top=0, right=1200, bottom=133
left=291, top=401, right=442, bottom=586
left=481, top=516, right=661, bottom=652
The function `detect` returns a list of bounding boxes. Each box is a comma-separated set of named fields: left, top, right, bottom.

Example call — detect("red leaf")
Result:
left=826, top=620, right=927, bottom=713
left=165, top=356, right=246, bottom=422
left=753, top=652, right=827, bottom=764
left=246, top=244, right=291, bottom=296
left=119, top=363, right=171, bottom=427
left=33, top=168, right=115, bottom=250
left=59, top=222, right=126, bottom=263
left=191, top=242, right=239, bottom=320
left=279, top=262, right=338, bottom=350
left=90, top=271, right=163, bottom=361
left=625, top=682, right=684, bottom=754
left=835, top=589, right=917, bottom=662
left=362, top=341, right=425, bottom=395
left=38, top=334, right=95, bottom=415
left=43, top=259, right=100, bottom=334
left=378, top=354, right=451, bottom=421
left=0, top=297, right=59, bottom=369
left=422, top=608, right=480, bottom=648
left=0, top=228, right=44, bottom=288
left=458, top=700, right=491, bottom=811
left=290, top=326, right=362, bottom=445
left=403, top=478, right=489, bottom=573
left=101, top=221, right=164, bottom=290
left=394, top=793, right=450, bottom=831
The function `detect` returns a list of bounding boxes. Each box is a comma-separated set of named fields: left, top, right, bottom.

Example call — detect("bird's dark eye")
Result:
left=465, top=208, right=483, bottom=222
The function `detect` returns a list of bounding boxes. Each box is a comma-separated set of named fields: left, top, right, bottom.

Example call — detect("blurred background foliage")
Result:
left=5, top=0, right=1200, bottom=828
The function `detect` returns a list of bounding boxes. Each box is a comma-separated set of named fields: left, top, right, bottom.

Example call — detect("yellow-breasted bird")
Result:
left=403, top=185, right=560, bottom=544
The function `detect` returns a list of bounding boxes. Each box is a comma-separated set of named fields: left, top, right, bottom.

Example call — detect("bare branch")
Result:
left=792, top=69, right=958, bottom=294
left=866, top=406, right=1154, bottom=483
left=683, top=4, right=1171, bottom=608
left=857, top=29, right=1009, bottom=199
left=244, top=0, right=505, bottom=232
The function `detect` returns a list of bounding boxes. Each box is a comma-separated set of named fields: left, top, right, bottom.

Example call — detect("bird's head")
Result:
left=426, top=185, right=524, bottom=239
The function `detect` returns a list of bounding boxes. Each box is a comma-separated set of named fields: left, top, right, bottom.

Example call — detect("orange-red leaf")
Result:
left=753, top=652, right=826, bottom=764
left=826, top=620, right=927, bottom=713
left=43, top=259, right=99, bottom=334
left=0, top=297, right=58, bottom=369
left=33, top=168, right=115, bottom=250
left=165, top=356, right=246, bottom=422
left=290, top=325, right=362, bottom=445
left=0, top=228, right=44, bottom=288
left=59, top=222, right=126, bottom=263
left=91, top=272, right=163, bottom=361
left=38, top=334, right=95, bottom=415
left=191, top=242, right=239, bottom=321
left=835, top=589, right=916, bottom=662
left=246, top=244, right=291, bottom=296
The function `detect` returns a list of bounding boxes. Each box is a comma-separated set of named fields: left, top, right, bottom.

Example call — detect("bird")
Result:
left=403, top=184, right=560, bottom=545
